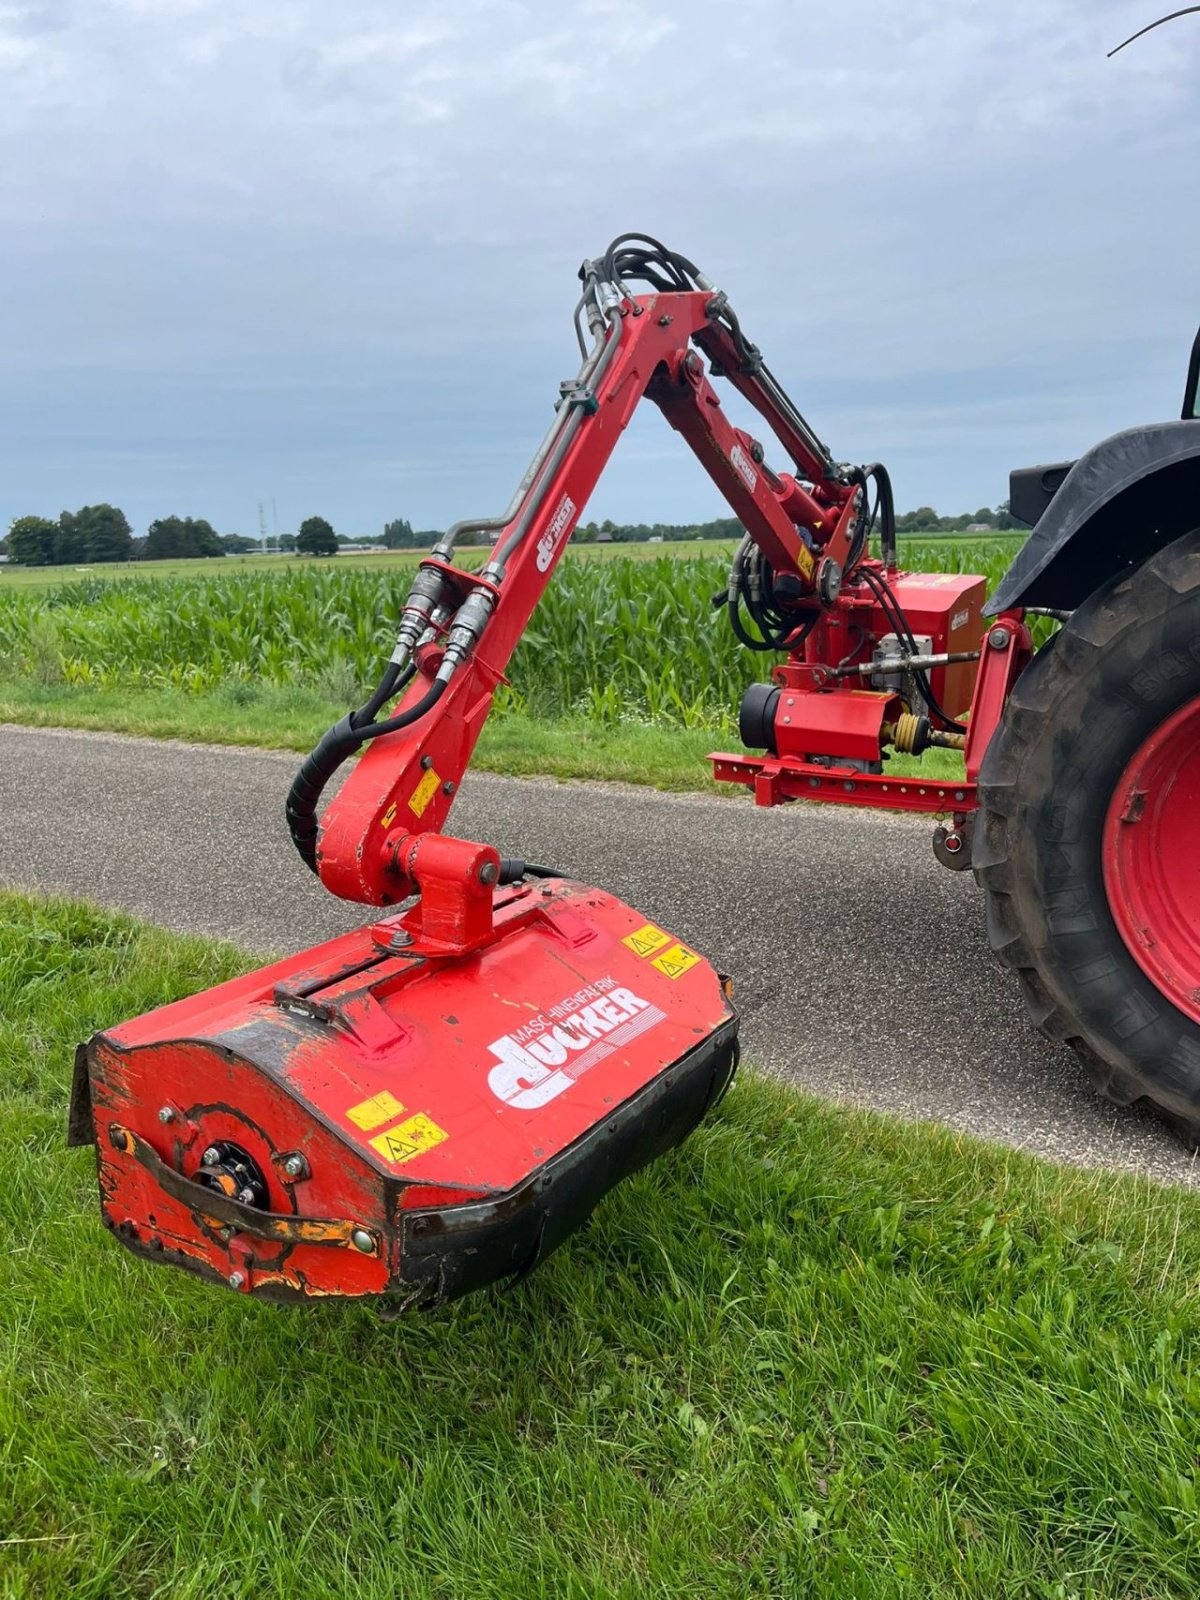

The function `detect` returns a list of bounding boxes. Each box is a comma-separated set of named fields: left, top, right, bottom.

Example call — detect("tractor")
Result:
left=70, top=236, right=1200, bottom=1310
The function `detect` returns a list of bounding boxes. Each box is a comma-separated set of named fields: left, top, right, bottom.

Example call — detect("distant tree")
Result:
left=382, top=517, right=417, bottom=549
left=297, top=516, right=337, bottom=556
left=972, top=507, right=994, bottom=525
left=145, top=515, right=224, bottom=560
left=7, top=515, right=58, bottom=566
left=221, top=534, right=259, bottom=554
left=993, top=499, right=1021, bottom=531
left=56, top=505, right=132, bottom=564
left=54, top=511, right=87, bottom=564
left=279, top=533, right=297, bottom=552
left=897, top=505, right=942, bottom=532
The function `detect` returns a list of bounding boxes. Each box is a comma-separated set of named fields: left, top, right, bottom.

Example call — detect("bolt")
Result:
left=157, top=1105, right=174, bottom=1124
left=442, top=780, right=455, bottom=796
left=218, top=1225, right=233, bottom=1242
left=479, top=861, right=498, bottom=886
left=283, top=1154, right=306, bottom=1179
left=228, top=1270, right=245, bottom=1290
left=201, top=1147, right=220, bottom=1167
left=420, top=753, right=433, bottom=769
left=684, top=350, right=701, bottom=374
left=351, top=1228, right=376, bottom=1254
left=988, top=627, right=1011, bottom=651
left=237, top=1186, right=256, bottom=1205
left=749, top=439, right=765, bottom=463
left=657, top=314, right=672, bottom=327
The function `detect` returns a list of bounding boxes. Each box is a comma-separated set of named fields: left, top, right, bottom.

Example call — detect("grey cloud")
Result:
left=0, top=0, right=1197, bottom=535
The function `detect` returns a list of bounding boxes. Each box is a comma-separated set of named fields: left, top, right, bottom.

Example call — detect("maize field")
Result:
left=0, top=538, right=1024, bottom=731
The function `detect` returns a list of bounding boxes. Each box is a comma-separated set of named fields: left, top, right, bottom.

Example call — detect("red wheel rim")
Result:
left=1103, top=693, right=1200, bottom=1026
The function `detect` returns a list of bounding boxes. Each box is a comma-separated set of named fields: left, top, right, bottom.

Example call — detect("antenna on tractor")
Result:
left=1109, top=5, right=1200, bottom=56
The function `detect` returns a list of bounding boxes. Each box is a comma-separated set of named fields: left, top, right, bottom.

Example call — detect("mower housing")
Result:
left=71, top=876, right=738, bottom=1310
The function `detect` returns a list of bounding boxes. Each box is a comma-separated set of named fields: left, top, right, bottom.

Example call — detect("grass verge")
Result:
left=0, top=678, right=724, bottom=789
left=3, top=889, right=1199, bottom=1598
left=0, top=678, right=964, bottom=790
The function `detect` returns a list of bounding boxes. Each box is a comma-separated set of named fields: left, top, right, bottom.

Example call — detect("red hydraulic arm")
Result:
left=289, top=234, right=1015, bottom=918
left=300, top=276, right=860, bottom=909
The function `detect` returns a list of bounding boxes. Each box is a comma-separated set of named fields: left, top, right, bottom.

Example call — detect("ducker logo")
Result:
left=487, top=980, right=666, bottom=1109
left=535, top=494, right=577, bottom=572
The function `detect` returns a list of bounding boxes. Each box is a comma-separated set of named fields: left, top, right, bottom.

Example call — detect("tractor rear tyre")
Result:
left=975, top=529, right=1200, bottom=1139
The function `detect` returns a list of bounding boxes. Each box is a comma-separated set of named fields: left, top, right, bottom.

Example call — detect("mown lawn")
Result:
left=2, top=889, right=1199, bottom=1599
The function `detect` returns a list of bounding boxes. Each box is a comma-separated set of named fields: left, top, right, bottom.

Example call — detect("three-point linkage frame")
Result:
left=288, top=234, right=1028, bottom=919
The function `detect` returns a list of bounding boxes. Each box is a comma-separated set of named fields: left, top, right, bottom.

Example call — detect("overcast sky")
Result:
left=2, top=0, right=1197, bottom=538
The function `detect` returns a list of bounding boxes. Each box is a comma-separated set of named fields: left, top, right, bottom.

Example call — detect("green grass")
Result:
left=0, top=678, right=964, bottom=791
left=3, top=888, right=1200, bottom=1598
left=0, top=678, right=728, bottom=789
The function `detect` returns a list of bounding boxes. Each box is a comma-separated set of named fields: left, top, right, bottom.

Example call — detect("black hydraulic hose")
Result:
left=352, top=660, right=406, bottom=729
left=864, top=462, right=897, bottom=568
left=286, top=677, right=447, bottom=874
left=497, top=858, right=561, bottom=884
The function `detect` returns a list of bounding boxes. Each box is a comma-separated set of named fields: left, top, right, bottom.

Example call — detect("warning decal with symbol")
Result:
left=650, top=944, right=702, bottom=980
left=369, top=1112, right=449, bottom=1166
left=408, top=767, right=441, bottom=819
left=622, top=923, right=672, bottom=958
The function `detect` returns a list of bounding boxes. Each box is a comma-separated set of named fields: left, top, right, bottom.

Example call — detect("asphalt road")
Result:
left=3, top=722, right=1197, bottom=1187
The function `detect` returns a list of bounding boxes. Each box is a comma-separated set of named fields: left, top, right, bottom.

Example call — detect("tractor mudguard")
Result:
left=989, top=419, right=1200, bottom=614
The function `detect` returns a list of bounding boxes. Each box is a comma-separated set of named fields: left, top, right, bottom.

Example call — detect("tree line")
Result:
left=3, top=509, right=343, bottom=566
left=3, top=502, right=1024, bottom=568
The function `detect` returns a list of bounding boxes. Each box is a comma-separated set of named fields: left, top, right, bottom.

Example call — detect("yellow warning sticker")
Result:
left=409, top=768, right=441, bottom=819
left=346, top=1090, right=406, bottom=1132
left=622, top=922, right=672, bottom=958
left=379, top=801, right=398, bottom=830
left=369, top=1113, right=449, bottom=1166
left=651, top=944, right=702, bottom=980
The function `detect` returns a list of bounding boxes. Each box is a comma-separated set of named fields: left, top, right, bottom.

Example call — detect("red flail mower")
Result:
left=72, top=235, right=1200, bottom=1312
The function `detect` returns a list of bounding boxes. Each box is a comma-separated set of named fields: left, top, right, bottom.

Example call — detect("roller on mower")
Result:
left=70, top=236, right=1200, bottom=1310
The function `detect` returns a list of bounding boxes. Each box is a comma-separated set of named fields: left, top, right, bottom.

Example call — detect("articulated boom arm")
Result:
left=303, top=254, right=865, bottom=909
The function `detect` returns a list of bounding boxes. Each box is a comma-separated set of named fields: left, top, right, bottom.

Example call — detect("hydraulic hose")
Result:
left=286, top=677, right=447, bottom=874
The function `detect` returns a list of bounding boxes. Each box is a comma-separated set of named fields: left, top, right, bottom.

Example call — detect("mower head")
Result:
left=71, top=873, right=738, bottom=1310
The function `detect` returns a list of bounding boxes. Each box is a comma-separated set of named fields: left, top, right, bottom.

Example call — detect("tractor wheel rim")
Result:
left=1103, top=693, right=1200, bottom=1027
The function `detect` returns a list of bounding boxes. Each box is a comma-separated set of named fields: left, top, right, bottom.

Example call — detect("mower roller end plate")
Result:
left=70, top=876, right=738, bottom=1311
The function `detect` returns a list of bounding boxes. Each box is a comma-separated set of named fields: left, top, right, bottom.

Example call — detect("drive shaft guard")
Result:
left=72, top=877, right=738, bottom=1309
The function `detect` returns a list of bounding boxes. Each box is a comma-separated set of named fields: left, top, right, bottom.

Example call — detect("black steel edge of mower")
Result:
left=101, top=1014, right=741, bottom=1313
